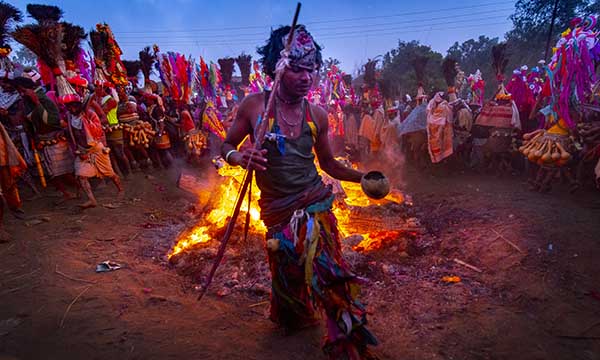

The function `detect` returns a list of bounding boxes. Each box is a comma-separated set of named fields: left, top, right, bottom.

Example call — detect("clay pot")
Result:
left=361, top=171, right=390, bottom=199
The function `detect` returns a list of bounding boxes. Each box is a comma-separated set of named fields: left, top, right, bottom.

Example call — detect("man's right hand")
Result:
left=230, top=149, right=268, bottom=171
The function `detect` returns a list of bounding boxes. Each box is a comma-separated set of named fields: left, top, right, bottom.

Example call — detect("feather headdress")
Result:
left=61, top=22, right=86, bottom=78
left=90, top=23, right=127, bottom=87
left=0, top=1, right=22, bottom=49
left=364, top=59, right=378, bottom=88
left=139, top=45, right=155, bottom=90
left=13, top=4, right=79, bottom=103
left=89, top=27, right=109, bottom=85
left=411, top=55, right=428, bottom=87
left=442, top=57, right=457, bottom=88
left=492, top=42, right=509, bottom=84
left=218, top=57, right=235, bottom=86
left=236, top=53, right=252, bottom=86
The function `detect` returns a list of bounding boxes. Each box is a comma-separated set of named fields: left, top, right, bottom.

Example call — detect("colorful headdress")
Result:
left=506, top=65, right=534, bottom=111
left=283, top=25, right=318, bottom=70
left=12, top=4, right=79, bottom=103
left=139, top=45, right=155, bottom=92
left=467, top=70, right=485, bottom=106
left=258, top=25, right=322, bottom=78
left=123, top=60, right=142, bottom=88
left=543, top=15, right=600, bottom=129
left=156, top=48, right=192, bottom=104
left=61, top=22, right=87, bottom=80
left=442, top=57, right=458, bottom=100
left=89, top=23, right=127, bottom=87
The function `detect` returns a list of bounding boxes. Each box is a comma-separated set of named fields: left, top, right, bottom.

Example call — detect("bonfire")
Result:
left=170, top=158, right=423, bottom=264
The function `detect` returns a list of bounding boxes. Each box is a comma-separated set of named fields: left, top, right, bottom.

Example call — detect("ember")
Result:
left=353, top=230, right=417, bottom=252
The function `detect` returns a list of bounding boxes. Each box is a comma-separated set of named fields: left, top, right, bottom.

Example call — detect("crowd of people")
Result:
left=2, top=1, right=600, bottom=359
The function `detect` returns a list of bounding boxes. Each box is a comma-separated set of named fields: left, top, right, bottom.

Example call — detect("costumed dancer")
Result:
left=221, top=25, right=379, bottom=359
left=64, top=95, right=122, bottom=208
left=471, top=43, right=520, bottom=171
left=0, top=3, right=39, bottom=199
left=142, top=92, right=173, bottom=169
left=11, top=4, right=79, bottom=199
left=443, top=57, right=471, bottom=160
left=426, top=92, right=454, bottom=163
left=358, top=59, right=384, bottom=161
left=520, top=16, right=600, bottom=193
left=0, top=84, right=41, bottom=198
left=89, top=26, right=130, bottom=176
left=506, top=66, right=535, bottom=133
left=116, top=90, right=153, bottom=170
left=467, top=70, right=485, bottom=109
left=0, top=83, right=28, bottom=227
left=97, top=82, right=131, bottom=177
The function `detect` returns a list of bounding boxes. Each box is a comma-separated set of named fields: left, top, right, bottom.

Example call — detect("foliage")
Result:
left=506, top=0, right=590, bottom=68
left=379, top=40, right=445, bottom=99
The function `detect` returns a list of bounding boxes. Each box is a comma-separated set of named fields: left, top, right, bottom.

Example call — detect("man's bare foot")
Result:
left=78, top=200, right=98, bottom=209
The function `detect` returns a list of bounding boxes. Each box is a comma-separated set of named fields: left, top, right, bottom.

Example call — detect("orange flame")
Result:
left=352, top=230, right=416, bottom=252
left=169, top=158, right=405, bottom=258
left=168, top=163, right=265, bottom=259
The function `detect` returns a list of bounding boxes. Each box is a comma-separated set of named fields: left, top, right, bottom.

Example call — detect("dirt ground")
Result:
left=0, top=164, right=599, bottom=360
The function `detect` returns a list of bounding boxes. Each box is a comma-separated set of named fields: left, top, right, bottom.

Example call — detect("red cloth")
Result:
left=84, top=111, right=105, bottom=142
left=180, top=110, right=195, bottom=133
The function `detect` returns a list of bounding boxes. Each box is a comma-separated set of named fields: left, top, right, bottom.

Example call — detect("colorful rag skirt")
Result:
left=266, top=196, right=378, bottom=359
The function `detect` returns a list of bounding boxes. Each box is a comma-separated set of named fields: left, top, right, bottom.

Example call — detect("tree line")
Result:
left=379, top=0, right=600, bottom=99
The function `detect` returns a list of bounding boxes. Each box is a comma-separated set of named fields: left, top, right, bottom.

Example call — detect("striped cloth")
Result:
left=41, top=140, right=74, bottom=178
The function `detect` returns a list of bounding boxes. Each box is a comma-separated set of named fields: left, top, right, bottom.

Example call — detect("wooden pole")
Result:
left=197, top=3, right=302, bottom=301
left=544, top=0, right=560, bottom=62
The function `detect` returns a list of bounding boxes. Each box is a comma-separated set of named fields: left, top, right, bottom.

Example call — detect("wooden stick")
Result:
left=55, top=265, right=97, bottom=284
left=197, top=2, right=302, bottom=302
left=59, top=286, right=91, bottom=328
left=453, top=258, right=483, bottom=273
left=128, top=232, right=140, bottom=242
left=491, top=229, right=524, bottom=254
left=249, top=300, right=269, bottom=308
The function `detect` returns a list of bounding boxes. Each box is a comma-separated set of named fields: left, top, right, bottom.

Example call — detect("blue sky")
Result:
left=11, top=0, right=516, bottom=75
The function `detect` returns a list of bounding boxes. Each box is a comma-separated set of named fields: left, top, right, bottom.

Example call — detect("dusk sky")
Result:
left=11, top=0, right=516, bottom=74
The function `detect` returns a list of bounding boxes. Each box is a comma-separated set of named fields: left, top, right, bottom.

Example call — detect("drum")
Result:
left=154, top=133, right=171, bottom=149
